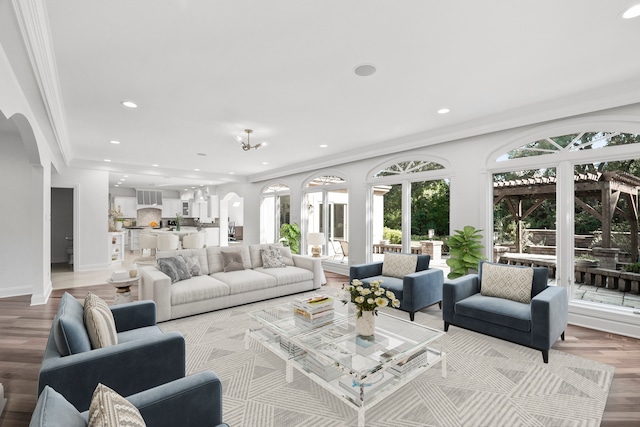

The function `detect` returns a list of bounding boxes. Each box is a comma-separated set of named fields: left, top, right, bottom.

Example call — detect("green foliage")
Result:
left=382, top=227, right=402, bottom=244
left=624, top=262, right=640, bottom=273
left=383, top=180, right=450, bottom=236
left=445, top=226, right=485, bottom=279
left=279, top=223, right=301, bottom=254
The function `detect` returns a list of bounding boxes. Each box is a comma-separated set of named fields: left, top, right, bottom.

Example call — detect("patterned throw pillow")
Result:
left=157, top=256, right=192, bottom=283
left=88, top=383, right=146, bottom=427
left=381, top=252, right=418, bottom=279
left=178, top=254, right=202, bottom=276
left=83, top=293, right=118, bottom=349
left=270, top=245, right=295, bottom=266
left=480, top=263, right=534, bottom=304
left=261, top=248, right=286, bottom=268
left=221, top=251, right=245, bottom=272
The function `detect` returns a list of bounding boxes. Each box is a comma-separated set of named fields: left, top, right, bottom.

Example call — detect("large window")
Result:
left=261, top=183, right=290, bottom=244
left=492, top=131, right=640, bottom=313
left=370, top=159, right=449, bottom=260
left=304, top=175, right=348, bottom=259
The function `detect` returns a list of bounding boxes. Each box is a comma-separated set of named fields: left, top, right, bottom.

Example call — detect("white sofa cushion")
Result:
left=254, top=266, right=313, bottom=286
left=170, top=275, right=230, bottom=306
left=211, top=270, right=276, bottom=295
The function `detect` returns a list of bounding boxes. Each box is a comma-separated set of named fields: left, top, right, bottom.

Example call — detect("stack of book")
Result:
left=293, top=295, right=334, bottom=326
left=280, top=338, right=304, bottom=357
left=303, top=353, right=343, bottom=381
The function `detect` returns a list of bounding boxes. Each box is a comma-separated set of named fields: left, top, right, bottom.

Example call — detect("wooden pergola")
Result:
left=494, top=171, right=640, bottom=261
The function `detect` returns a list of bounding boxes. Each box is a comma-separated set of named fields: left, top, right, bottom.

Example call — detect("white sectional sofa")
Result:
left=140, top=244, right=323, bottom=321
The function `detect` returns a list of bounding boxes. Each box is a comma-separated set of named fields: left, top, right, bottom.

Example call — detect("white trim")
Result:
left=569, top=301, right=640, bottom=339
left=31, top=281, right=52, bottom=306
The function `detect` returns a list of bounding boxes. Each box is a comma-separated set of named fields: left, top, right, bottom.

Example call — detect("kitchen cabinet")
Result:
left=207, top=195, right=219, bottom=219
left=162, top=198, right=182, bottom=218
left=189, top=201, right=208, bottom=219
left=129, top=229, right=141, bottom=252
left=109, top=232, right=125, bottom=265
left=113, top=197, right=136, bottom=218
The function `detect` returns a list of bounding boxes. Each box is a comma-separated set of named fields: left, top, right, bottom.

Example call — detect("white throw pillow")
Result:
left=381, top=252, right=418, bottom=279
left=83, top=293, right=118, bottom=349
left=270, top=244, right=294, bottom=266
left=480, top=263, right=534, bottom=304
left=88, top=383, right=146, bottom=427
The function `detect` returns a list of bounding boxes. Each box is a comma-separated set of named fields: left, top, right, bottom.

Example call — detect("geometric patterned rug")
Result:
left=159, top=291, right=614, bottom=427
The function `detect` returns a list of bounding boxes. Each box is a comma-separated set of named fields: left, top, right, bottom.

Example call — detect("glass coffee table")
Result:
left=246, top=295, right=446, bottom=427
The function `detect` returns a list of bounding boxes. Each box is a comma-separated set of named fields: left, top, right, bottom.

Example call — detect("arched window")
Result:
left=369, top=159, right=449, bottom=259
left=304, top=174, right=348, bottom=259
left=260, top=183, right=290, bottom=244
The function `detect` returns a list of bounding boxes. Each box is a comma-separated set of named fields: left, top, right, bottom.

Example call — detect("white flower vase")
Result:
left=356, top=310, right=376, bottom=337
left=115, top=221, right=123, bottom=231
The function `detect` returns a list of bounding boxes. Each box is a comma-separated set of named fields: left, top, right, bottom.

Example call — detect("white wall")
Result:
left=52, top=168, right=110, bottom=271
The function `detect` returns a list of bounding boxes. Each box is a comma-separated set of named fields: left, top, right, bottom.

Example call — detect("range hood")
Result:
left=136, top=189, right=163, bottom=207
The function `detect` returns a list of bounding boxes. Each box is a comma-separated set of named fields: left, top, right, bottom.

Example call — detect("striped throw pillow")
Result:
left=83, top=293, right=118, bottom=349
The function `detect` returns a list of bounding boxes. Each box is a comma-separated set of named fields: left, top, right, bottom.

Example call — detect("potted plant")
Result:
left=175, top=213, right=182, bottom=231
left=445, top=225, right=485, bottom=279
left=109, top=205, right=124, bottom=231
left=279, top=223, right=301, bottom=254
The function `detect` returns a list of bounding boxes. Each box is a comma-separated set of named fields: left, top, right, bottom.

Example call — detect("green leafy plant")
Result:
left=382, top=227, right=402, bottom=244
left=445, top=226, right=485, bottom=279
left=624, top=262, right=640, bottom=273
left=279, top=223, right=301, bottom=254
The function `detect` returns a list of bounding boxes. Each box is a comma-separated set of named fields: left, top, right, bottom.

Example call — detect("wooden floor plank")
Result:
left=0, top=272, right=638, bottom=426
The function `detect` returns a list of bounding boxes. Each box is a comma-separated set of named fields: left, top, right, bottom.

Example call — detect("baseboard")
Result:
left=31, top=281, right=52, bottom=306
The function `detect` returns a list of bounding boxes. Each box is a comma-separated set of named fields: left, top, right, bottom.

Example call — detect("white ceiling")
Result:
left=39, top=1, right=640, bottom=191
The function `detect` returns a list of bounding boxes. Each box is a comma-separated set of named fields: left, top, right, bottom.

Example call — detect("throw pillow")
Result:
left=178, top=254, right=202, bottom=276
left=88, top=383, right=146, bottom=427
left=270, top=245, right=295, bottom=266
left=157, top=256, right=192, bottom=283
left=381, top=252, right=418, bottom=279
left=261, top=248, right=286, bottom=268
left=221, top=251, right=245, bottom=272
left=83, top=293, right=118, bottom=349
left=480, top=263, right=534, bottom=304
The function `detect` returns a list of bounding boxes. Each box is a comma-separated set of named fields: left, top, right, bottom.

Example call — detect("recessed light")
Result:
left=194, top=168, right=200, bottom=171
left=262, top=162, right=269, bottom=165
left=109, top=140, right=120, bottom=145
left=104, top=159, right=111, bottom=162
left=197, top=153, right=207, bottom=156
left=152, top=164, right=159, bottom=167
left=121, top=101, right=138, bottom=108
left=354, top=64, right=377, bottom=77
left=437, top=108, right=450, bottom=114
left=229, top=172, right=235, bottom=175
left=115, top=184, right=119, bottom=187
left=623, top=4, right=640, bottom=19
left=319, top=144, right=328, bottom=148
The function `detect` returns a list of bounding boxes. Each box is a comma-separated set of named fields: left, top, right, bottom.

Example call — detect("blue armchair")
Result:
left=38, top=292, right=186, bottom=411
left=350, top=254, right=444, bottom=321
left=30, top=371, right=229, bottom=427
left=443, top=261, right=568, bottom=363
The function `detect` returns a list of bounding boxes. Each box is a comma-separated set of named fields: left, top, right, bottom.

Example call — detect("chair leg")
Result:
left=444, top=321, right=449, bottom=332
left=542, top=349, right=549, bottom=363
left=561, top=331, right=565, bottom=341
left=438, top=301, right=442, bottom=309
left=410, top=312, right=415, bottom=321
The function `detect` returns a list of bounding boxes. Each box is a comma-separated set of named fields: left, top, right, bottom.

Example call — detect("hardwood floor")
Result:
left=0, top=272, right=638, bottom=426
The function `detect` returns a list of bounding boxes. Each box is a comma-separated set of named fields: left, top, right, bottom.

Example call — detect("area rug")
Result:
left=159, top=291, right=614, bottom=427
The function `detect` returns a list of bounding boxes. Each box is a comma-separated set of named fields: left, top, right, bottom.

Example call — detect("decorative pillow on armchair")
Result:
left=381, top=252, right=418, bottom=279
left=83, top=292, right=118, bottom=349
left=480, top=263, right=534, bottom=303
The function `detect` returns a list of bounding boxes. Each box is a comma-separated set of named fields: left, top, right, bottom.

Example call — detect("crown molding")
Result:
left=12, top=0, right=71, bottom=166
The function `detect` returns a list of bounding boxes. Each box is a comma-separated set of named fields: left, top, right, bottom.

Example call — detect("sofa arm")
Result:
left=140, top=266, right=172, bottom=322
left=38, top=331, right=186, bottom=412
left=442, top=274, right=480, bottom=322
left=350, top=262, right=384, bottom=282
left=531, top=286, right=568, bottom=349
left=292, top=255, right=324, bottom=288
left=123, top=371, right=226, bottom=427
left=402, top=269, right=444, bottom=312
left=111, top=300, right=157, bottom=332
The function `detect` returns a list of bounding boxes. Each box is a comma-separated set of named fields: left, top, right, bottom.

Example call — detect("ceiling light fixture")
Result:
left=235, top=129, right=267, bottom=151
left=354, top=64, right=377, bottom=77
left=121, top=101, right=138, bottom=108
left=319, top=144, right=328, bottom=148
left=438, top=108, right=450, bottom=114
left=109, top=140, right=120, bottom=144
left=622, top=4, right=640, bottom=18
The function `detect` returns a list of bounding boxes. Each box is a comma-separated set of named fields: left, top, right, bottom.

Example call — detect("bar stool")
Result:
left=157, top=233, right=180, bottom=251
left=139, top=234, right=158, bottom=257
left=183, top=233, right=205, bottom=249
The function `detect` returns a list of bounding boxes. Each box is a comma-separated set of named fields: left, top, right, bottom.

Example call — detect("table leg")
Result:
left=358, top=409, right=365, bottom=427
left=286, top=360, right=293, bottom=383
left=442, top=352, right=447, bottom=378
left=244, top=331, right=250, bottom=350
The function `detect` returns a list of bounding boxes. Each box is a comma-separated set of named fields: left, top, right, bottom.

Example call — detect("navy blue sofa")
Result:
left=38, top=292, right=186, bottom=411
left=443, top=261, right=568, bottom=363
left=30, top=371, right=229, bottom=427
left=350, top=254, right=444, bottom=321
